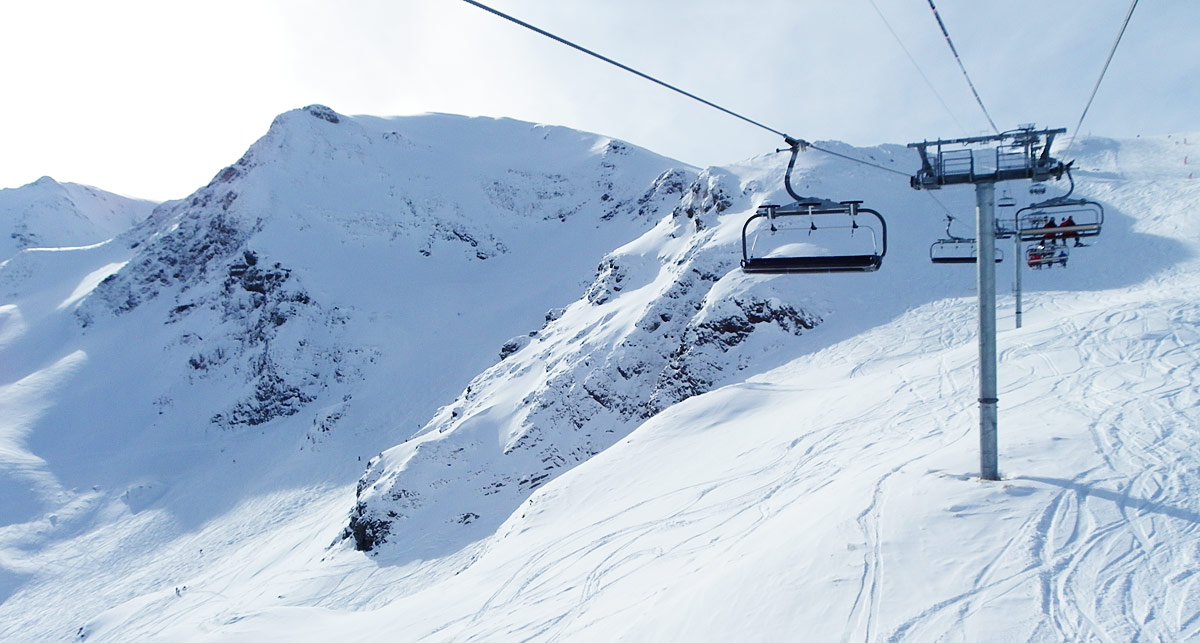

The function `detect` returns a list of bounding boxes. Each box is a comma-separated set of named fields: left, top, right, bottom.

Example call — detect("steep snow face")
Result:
left=345, top=138, right=984, bottom=555
left=0, top=105, right=696, bottom=603
left=346, top=166, right=825, bottom=554
left=0, top=105, right=701, bottom=639
left=65, top=105, right=692, bottom=435
left=0, top=177, right=155, bottom=262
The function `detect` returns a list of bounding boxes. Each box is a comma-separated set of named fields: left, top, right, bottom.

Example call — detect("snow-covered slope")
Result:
left=0, top=105, right=691, bottom=637
left=344, top=163, right=826, bottom=557
left=329, top=133, right=1200, bottom=642
left=0, top=177, right=155, bottom=263
left=3, top=119, right=1199, bottom=641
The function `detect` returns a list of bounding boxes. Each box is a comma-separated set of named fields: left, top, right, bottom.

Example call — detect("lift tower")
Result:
left=908, top=126, right=1067, bottom=480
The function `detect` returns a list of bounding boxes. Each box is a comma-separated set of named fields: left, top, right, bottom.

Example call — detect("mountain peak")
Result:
left=302, top=104, right=341, bottom=124
left=0, top=176, right=155, bottom=260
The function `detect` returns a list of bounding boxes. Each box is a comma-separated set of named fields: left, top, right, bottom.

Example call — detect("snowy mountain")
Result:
left=343, top=162, right=826, bottom=556
left=0, top=176, right=155, bottom=264
left=0, top=105, right=694, bottom=636
left=2, top=106, right=1199, bottom=641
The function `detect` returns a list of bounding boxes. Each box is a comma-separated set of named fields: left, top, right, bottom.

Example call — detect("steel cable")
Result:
left=1064, top=0, right=1140, bottom=154
left=924, top=0, right=1000, bottom=134
left=462, top=0, right=913, bottom=179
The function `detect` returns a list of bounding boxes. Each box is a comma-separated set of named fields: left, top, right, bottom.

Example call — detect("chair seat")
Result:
left=742, top=254, right=882, bottom=274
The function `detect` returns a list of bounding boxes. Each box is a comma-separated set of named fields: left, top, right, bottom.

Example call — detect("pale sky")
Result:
left=2, top=0, right=1196, bottom=201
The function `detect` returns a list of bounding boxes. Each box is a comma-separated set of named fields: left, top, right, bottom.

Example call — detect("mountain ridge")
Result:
left=3, top=107, right=1198, bottom=640
left=0, top=176, right=156, bottom=264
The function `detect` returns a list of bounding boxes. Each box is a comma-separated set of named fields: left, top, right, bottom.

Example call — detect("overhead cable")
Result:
left=866, top=0, right=968, bottom=136
left=461, top=0, right=912, bottom=179
left=1064, top=0, right=1140, bottom=154
left=461, top=0, right=790, bottom=140
left=925, top=190, right=957, bottom=219
left=924, top=0, right=1000, bottom=134
left=805, top=143, right=912, bottom=178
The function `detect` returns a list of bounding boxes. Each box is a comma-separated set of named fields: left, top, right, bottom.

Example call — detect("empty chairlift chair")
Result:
left=741, top=201, right=887, bottom=273
left=995, top=190, right=1018, bottom=234
left=929, top=216, right=1001, bottom=264
left=929, top=238, right=1002, bottom=264
left=997, top=191, right=1017, bottom=210
left=740, top=142, right=887, bottom=274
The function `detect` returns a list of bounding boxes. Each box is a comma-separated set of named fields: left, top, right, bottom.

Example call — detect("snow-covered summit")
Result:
left=68, top=105, right=695, bottom=437
left=0, top=176, right=155, bottom=262
left=0, top=104, right=698, bottom=628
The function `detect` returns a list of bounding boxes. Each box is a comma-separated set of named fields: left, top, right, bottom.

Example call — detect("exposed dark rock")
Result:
left=586, top=257, right=626, bottom=305
left=500, top=335, right=532, bottom=360
left=216, top=167, right=240, bottom=183
left=346, top=502, right=392, bottom=552
left=673, top=169, right=735, bottom=231
left=304, top=104, right=341, bottom=123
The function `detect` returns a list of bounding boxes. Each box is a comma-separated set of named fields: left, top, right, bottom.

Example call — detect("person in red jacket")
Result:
left=1041, top=217, right=1058, bottom=246
left=1060, top=215, right=1082, bottom=246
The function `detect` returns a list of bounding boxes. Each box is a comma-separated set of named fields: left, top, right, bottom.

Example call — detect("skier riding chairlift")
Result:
left=1059, top=215, right=1084, bottom=247
left=1041, top=217, right=1058, bottom=246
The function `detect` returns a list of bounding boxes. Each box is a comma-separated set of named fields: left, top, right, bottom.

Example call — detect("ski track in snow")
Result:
left=395, top=138, right=1200, bottom=641
left=391, top=281, right=1200, bottom=642
left=883, top=288, right=1200, bottom=641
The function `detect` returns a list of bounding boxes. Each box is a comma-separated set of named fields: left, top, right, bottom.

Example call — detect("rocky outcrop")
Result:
left=345, top=167, right=823, bottom=554
left=73, top=146, right=363, bottom=431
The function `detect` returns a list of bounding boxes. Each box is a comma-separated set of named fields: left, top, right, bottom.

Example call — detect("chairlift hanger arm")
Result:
left=914, top=144, right=936, bottom=178
left=782, top=144, right=808, bottom=203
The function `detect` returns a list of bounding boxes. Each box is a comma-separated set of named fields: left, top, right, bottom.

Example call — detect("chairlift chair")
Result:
left=739, top=201, right=892, bottom=273
left=742, top=201, right=887, bottom=273
left=740, top=142, right=887, bottom=274
left=1026, top=244, right=1069, bottom=269
left=930, top=238, right=1003, bottom=264
left=993, top=192, right=1018, bottom=235
left=929, top=215, right=1001, bottom=264
left=1016, top=197, right=1104, bottom=244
